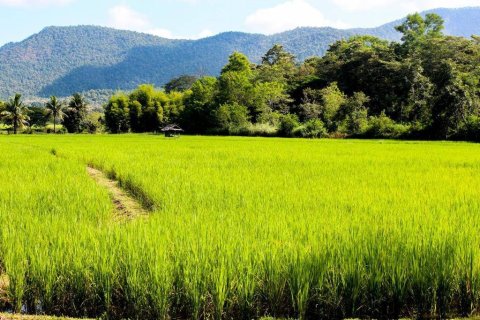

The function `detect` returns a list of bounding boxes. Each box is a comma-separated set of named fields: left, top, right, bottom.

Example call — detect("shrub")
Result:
left=216, top=103, right=250, bottom=134
left=278, top=114, right=300, bottom=137
left=57, top=127, right=67, bottom=134
left=456, top=116, right=480, bottom=142
left=364, top=112, right=410, bottom=139
left=239, top=123, right=278, bottom=137
left=81, top=120, right=99, bottom=134
left=294, top=119, right=328, bottom=138
left=336, top=92, right=370, bottom=135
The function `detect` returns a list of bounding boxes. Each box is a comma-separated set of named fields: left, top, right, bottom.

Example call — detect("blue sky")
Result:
left=0, top=0, right=479, bottom=45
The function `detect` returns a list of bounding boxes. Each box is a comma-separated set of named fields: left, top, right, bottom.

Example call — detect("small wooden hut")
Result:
left=161, top=124, right=184, bottom=137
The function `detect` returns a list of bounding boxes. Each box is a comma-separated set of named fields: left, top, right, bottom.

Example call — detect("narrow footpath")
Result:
left=86, top=166, right=149, bottom=221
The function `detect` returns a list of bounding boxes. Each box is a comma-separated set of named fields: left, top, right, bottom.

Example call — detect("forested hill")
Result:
left=0, top=7, right=479, bottom=98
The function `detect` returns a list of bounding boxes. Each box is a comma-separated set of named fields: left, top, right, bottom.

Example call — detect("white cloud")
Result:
left=196, top=28, right=214, bottom=38
left=148, top=28, right=174, bottom=38
left=245, top=0, right=348, bottom=34
left=108, top=4, right=214, bottom=40
left=0, top=0, right=72, bottom=6
left=332, top=0, right=480, bottom=12
left=108, top=4, right=149, bottom=31
left=148, top=28, right=214, bottom=39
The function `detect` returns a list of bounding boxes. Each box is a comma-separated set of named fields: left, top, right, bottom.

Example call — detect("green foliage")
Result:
left=336, top=92, right=370, bottom=135
left=83, top=112, right=104, bottom=134
left=218, top=53, right=254, bottom=111
left=104, top=93, right=130, bottom=133
left=364, top=112, right=411, bottom=138
left=133, top=84, right=165, bottom=132
left=318, top=83, right=346, bottom=127
left=164, top=75, right=198, bottom=93
left=299, top=83, right=346, bottom=130
left=403, top=61, right=434, bottom=125
left=0, top=9, right=479, bottom=98
left=162, top=90, right=185, bottom=125
left=99, top=21, right=480, bottom=141
left=181, top=76, right=219, bottom=133
left=4, top=10, right=480, bottom=141
left=239, top=122, right=278, bottom=137
left=293, top=118, right=327, bottom=138
left=215, top=102, right=250, bottom=134
left=456, top=115, right=480, bottom=142
left=221, top=52, right=253, bottom=75
left=62, top=93, right=88, bottom=133
left=27, top=106, right=48, bottom=128
left=104, top=84, right=188, bottom=133
left=252, top=81, right=290, bottom=122
left=257, top=44, right=296, bottom=83
left=396, top=13, right=445, bottom=53
left=0, top=93, right=30, bottom=134
left=278, top=114, right=300, bottom=137
left=429, top=59, right=480, bottom=139
left=45, top=96, right=66, bottom=133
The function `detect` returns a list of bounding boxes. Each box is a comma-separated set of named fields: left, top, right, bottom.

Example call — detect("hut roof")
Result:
left=161, top=124, right=184, bottom=132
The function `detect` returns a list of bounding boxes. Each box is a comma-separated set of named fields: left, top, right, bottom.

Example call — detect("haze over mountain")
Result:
left=0, top=7, right=479, bottom=99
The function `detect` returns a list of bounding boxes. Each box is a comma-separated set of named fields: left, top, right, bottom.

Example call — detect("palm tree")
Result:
left=0, top=93, right=30, bottom=134
left=45, top=96, right=66, bottom=133
left=63, top=93, right=88, bottom=133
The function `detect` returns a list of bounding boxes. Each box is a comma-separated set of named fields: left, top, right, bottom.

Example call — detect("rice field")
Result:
left=1, top=135, right=480, bottom=319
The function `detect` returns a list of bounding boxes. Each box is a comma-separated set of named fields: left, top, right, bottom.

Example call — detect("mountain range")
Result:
left=0, top=7, right=479, bottom=99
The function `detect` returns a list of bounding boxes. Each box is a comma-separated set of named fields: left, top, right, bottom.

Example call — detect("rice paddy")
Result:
left=1, top=135, right=480, bottom=319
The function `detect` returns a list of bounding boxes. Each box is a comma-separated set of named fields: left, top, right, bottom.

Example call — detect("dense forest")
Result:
left=1, top=13, right=479, bottom=141
left=101, top=13, right=480, bottom=141
left=0, top=7, right=479, bottom=98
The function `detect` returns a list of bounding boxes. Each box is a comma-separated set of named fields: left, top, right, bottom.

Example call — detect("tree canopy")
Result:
left=0, top=94, right=30, bottom=134
left=98, top=13, right=480, bottom=141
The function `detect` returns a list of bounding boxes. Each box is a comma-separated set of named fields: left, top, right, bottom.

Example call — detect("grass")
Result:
left=0, top=313, right=91, bottom=320
left=1, top=135, right=480, bottom=319
left=1, top=316, right=479, bottom=320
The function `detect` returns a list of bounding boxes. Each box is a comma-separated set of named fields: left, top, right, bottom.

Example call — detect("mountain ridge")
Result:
left=1, top=7, right=479, bottom=99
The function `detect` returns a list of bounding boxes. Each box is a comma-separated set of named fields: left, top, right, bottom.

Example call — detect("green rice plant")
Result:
left=1, top=135, right=480, bottom=319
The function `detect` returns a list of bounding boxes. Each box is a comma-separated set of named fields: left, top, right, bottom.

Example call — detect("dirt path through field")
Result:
left=86, top=167, right=149, bottom=221
left=0, top=274, right=9, bottom=307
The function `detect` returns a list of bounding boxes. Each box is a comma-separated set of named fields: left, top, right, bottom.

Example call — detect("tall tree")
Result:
left=164, top=75, right=198, bottom=93
left=395, top=13, right=444, bottom=54
left=318, top=36, right=404, bottom=117
left=63, top=93, right=88, bottom=133
left=337, top=92, right=370, bottom=135
left=182, top=76, right=219, bottom=133
left=257, top=44, right=297, bottom=84
left=104, top=93, right=130, bottom=133
left=45, top=96, right=66, bottom=133
left=28, top=106, right=49, bottom=128
left=431, top=61, right=479, bottom=138
left=221, top=52, right=253, bottom=74
left=0, top=93, right=30, bottom=134
left=218, top=52, right=254, bottom=112
left=130, top=84, right=165, bottom=132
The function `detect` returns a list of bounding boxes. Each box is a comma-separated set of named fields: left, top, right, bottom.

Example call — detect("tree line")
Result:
left=102, top=13, right=480, bottom=141
left=2, top=13, right=479, bottom=141
left=0, top=93, right=102, bottom=134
